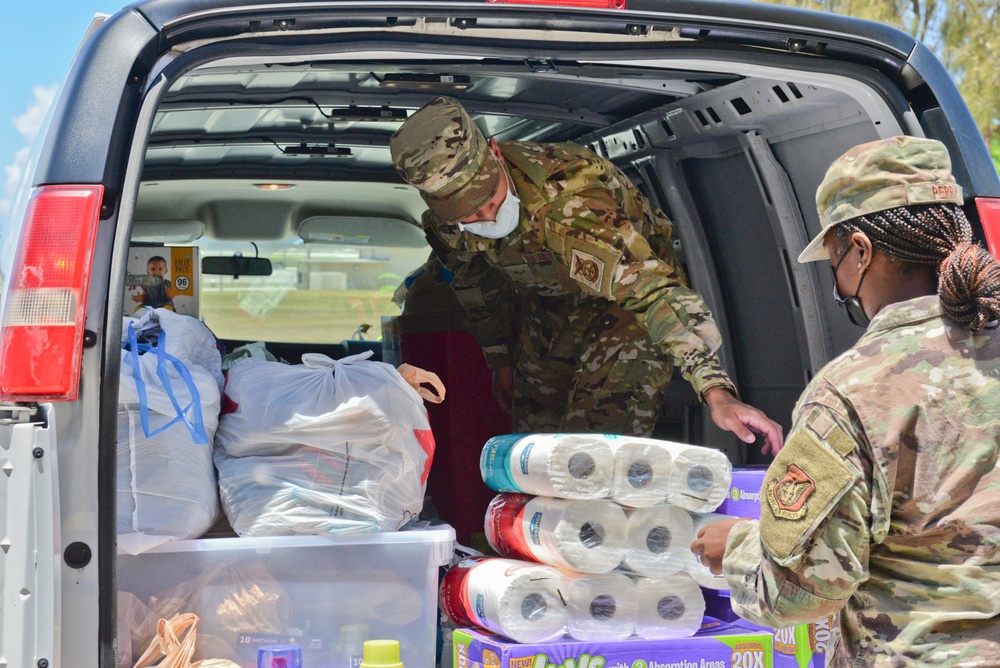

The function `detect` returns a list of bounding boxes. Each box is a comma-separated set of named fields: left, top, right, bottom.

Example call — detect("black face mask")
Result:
left=831, top=248, right=871, bottom=328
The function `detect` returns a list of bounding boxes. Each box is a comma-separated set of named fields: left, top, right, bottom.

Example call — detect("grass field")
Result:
left=201, top=288, right=399, bottom=343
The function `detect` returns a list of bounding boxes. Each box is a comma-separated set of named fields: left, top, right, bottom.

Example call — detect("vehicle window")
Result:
left=198, top=241, right=430, bottom=344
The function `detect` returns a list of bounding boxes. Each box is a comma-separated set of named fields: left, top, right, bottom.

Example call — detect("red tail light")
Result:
left=487, top=0, right=626, bottom=7
left=977, top=197, right=1000, bottom=259
left=0, top=185, right=104, bottom=401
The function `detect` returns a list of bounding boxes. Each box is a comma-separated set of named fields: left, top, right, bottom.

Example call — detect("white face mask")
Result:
left=457, top=187, right=521, bottom=239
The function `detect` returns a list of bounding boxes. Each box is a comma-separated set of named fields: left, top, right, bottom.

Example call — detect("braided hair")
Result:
left=830, top=203, right=1000, bottom=331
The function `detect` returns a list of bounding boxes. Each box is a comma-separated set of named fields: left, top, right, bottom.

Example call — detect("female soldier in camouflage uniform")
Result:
left=693, top=135, right=1000, bottom=665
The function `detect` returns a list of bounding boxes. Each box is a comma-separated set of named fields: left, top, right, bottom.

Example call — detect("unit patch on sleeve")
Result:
left=570, top=248, right=603, bottom=290
left=759, top=423, right=860, bottom=562
left=766, top=463, right=816, bottom=520
left=562, top=235, right=620, bottom=298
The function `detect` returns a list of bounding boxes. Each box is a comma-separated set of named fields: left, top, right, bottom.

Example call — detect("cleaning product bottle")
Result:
left=359, top=639, right=404, bottom=668
left=339, top=623, right=371, bottom=668
left=257, top=643, right=303, bottom=668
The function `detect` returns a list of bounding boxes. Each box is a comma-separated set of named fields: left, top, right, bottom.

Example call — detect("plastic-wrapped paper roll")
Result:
left=563, top=571, right=637, bottom=641
left=621, top=504, right=695, bottom=577
left=628, top=437, right=732, bottom=513
left=480, top=434, right=614, bottom=499
left=632, top=574, right=705, bottom=640
left=606, top=438, right=673, bottom=508
left=440, top=556, right=567, bottom=643
left=688, top=513, right=737, bottom=590
left=485, top=493, right=628, bottom=574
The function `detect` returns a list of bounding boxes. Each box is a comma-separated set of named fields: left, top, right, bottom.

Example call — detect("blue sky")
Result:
left=0, top=1, right=121, bottom=222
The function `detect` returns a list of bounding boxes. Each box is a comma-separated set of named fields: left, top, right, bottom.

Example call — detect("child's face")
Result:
left=147, top=259, right=168, bottom=277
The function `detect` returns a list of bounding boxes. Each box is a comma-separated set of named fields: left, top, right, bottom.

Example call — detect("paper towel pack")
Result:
left=485, top=493, right=627, bottom=574
left=480, top=434, right=614, bottom=499
left=632, top=574, right=706, bottom=640
left=563, top=571, right=637, bottom=641
left=621, top=504, right=695, bottom=577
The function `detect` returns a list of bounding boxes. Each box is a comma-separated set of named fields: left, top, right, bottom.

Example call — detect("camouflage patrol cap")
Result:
left=798, top=135, right=964, bottom=262
left=389, top=96, right=502, bottom=225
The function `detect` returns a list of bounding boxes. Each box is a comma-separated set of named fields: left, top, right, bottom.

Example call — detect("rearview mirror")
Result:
left=202, top=256, right=273, bottom=277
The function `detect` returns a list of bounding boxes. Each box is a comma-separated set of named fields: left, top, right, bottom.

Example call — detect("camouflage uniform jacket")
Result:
left=423, top=140, right=736, bottom=399
left=724, top=295, right=1000, bottom=667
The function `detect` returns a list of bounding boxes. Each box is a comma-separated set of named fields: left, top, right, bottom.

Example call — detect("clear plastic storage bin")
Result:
left=116, top=525, right=455, bottom=668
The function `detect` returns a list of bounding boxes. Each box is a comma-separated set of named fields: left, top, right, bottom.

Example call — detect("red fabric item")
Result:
left=400, top=329, right=511, bottom=547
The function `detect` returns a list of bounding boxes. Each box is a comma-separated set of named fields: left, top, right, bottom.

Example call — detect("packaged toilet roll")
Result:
left=629, top=437, right=732, bottom=513
left=632, top=574, right=705, bottom=639
left=606, top=438, right=673, bottom=508
left=485, top=493, right=628, bottom=574
left=480, top=434, right=614, bottom=499
left=688, top=512, right=737, bottom=590
left=621, top=504, right=695, bottom=577
left=440, top=556, right=568, bottom=643
left=563, top=571, right=637, bottom=641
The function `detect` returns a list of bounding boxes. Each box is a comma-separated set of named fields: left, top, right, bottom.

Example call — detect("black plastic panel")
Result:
left=683, top=153, right=805, bottom=462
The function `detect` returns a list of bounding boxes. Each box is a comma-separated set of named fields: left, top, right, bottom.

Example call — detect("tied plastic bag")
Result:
left=214, top=352, right=438, bottom=536
left=132, top=613, right=241, bottom=668
left=397, top=363, right=446, bottom=404
left=126, top=561, right=287, bottom=664
left=118, top=308, right=222, bottom=554
left=220, top=340, right=281, bottom=371
left=139, top=560, right=292, bottom=645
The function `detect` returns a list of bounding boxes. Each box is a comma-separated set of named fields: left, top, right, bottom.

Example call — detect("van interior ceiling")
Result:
left=129, top=43, right=911, bottom=464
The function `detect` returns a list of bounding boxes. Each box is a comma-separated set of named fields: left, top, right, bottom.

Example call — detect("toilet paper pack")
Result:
left=453, top=621, right=775, bottom=668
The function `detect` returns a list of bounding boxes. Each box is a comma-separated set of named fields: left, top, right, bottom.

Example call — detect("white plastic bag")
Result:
left=118, top=308, right=222, bottom=554
left=214, top=352, right=436, bottom=536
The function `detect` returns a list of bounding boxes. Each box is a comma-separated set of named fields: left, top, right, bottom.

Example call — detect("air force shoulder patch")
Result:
left=570, top=248, right=604, bottom=292
left=766, top=463, right=815, bottom=520
left=562, top=235, right=619, bottom=298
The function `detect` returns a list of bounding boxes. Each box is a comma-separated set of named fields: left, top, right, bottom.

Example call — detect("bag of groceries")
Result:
left=214, top=351, right=441, bottom=536
left=132, top=613, right=240, bottom=668
left=118, top=308, right=223, bottom=554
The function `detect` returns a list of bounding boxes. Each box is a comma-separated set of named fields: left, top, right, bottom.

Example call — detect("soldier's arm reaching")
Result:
left=694, top=390, right=872, bottom=625
left=543, top=154, right=783, bottom=452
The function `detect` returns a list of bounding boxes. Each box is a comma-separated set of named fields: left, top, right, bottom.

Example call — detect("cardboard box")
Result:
left=732, top=616, right=838, bottom=668
left=454, top=621, right=774, bottom=668
left=715, top=467, right=769, bottom=520
left=124, top=245, right=199, bottom=317
left=704, top=588, right=838, bottom=667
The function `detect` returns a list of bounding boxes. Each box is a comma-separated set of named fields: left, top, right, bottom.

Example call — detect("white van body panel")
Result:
left=0, top=405, right=59, bottom=668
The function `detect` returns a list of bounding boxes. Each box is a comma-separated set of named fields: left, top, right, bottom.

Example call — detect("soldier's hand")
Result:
left=704, top=388, right=784, bottom=456
left=690, top=517, right=743, bottom=575
left=492, top=365, right=514, bottom=415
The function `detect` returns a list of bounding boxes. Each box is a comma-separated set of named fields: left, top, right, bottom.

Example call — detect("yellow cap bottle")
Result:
left=359, top=639, right=404, bottom=668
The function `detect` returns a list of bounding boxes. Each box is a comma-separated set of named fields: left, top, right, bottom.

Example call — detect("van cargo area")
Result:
left=2, top=2, right=999, bottom=668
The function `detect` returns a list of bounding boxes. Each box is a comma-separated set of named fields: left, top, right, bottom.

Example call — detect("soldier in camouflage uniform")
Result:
left=692, top=136, right=1000, bottom=666
left=390, top=96, right=782, bottom=453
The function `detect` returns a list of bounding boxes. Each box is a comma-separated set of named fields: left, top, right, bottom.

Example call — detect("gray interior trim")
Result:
left=739, top=130, right=831, bottom=377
